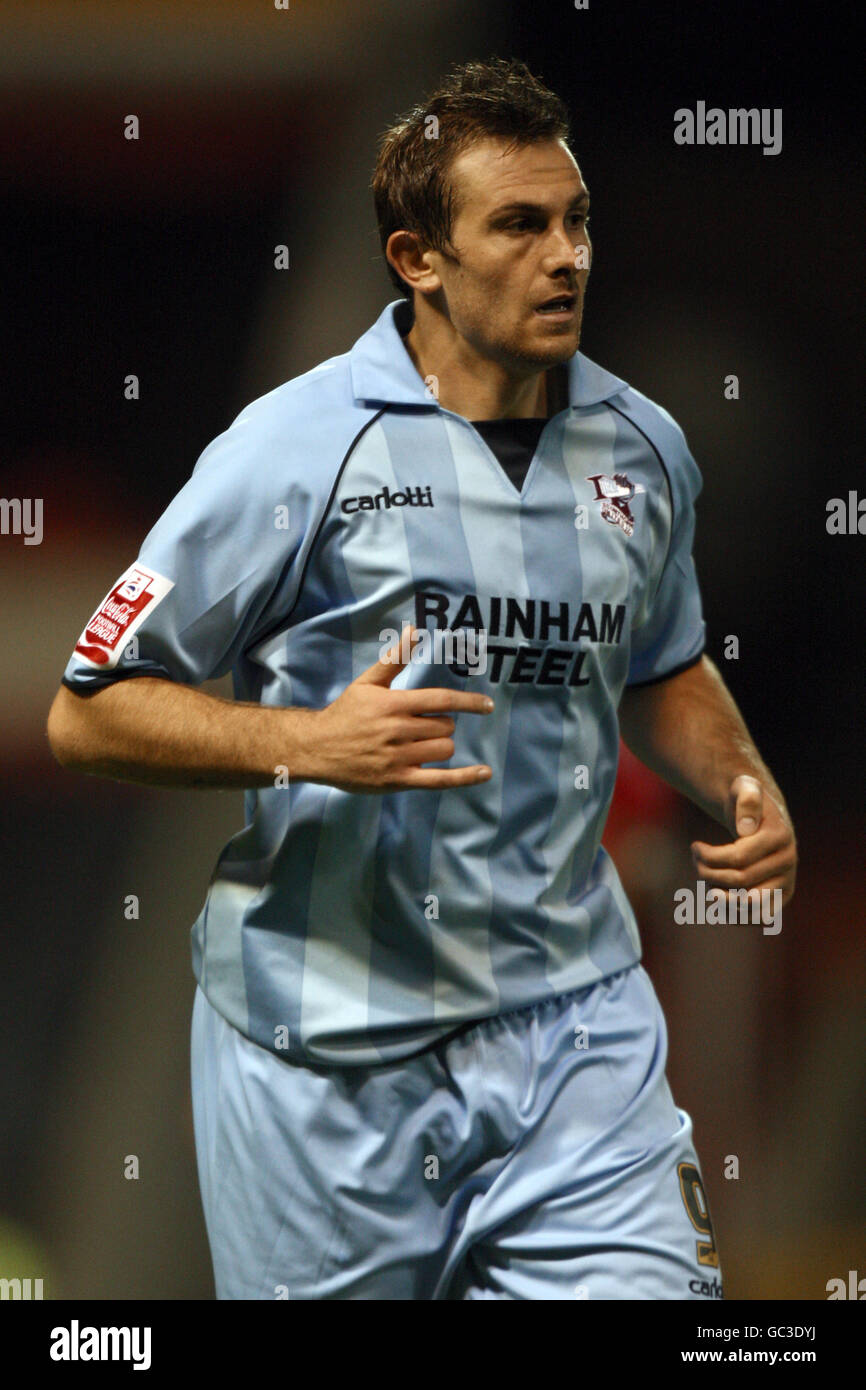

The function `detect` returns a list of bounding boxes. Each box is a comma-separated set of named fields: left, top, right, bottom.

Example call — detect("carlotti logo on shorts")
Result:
left=690, top=1275, right=723, bottom=1298
left=74, top=563, right=174, bottom=668
left=341, top=484, right=434, bottom=514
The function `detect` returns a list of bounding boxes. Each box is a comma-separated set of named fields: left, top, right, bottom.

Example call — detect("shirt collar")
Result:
left=349, top=299, right=629, bottom=411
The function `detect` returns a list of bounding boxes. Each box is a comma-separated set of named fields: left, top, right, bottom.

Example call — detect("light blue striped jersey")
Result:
left=62, top=299, right=706, bottom=1066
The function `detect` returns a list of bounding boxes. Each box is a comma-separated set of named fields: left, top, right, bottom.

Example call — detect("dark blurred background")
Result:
left=1, top=0, right=862, bottom=1299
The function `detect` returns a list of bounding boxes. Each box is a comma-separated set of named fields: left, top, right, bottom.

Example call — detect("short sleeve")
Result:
left=625, top=417, right=706, bottom=688
left=61, top=408, right=310, bottom=694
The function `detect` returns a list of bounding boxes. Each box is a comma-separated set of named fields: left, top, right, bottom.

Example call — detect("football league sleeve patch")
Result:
left=72, top=564, right=175, bottom=671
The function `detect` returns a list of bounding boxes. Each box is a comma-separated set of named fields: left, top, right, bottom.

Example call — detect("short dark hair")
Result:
left=371, top=57, right=572, bottom=300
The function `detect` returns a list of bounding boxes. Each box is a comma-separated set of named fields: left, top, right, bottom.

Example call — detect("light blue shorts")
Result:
left=190, top=963, right=723, bottom=1300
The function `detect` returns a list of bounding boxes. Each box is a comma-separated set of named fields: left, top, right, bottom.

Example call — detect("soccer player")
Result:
left=47, top=58, right=797, bottom=1300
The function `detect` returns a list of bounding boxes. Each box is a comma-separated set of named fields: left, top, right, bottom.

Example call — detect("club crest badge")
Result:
left=585, top=473, right=646, bottom=537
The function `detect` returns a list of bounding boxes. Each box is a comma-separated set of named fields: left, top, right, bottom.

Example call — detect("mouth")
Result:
left=534, top=292, right=577, bottom=320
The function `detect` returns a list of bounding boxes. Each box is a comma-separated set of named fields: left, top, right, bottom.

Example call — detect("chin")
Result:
left=487, top=324, right=581, bottom=371
left=537, top=332, right=582, bottom=361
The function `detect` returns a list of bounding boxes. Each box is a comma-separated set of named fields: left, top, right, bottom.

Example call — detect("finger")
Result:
left=394, top=764, right=493, bottom=789
left=746, top=874, right=794, bottom=903
left=692, top=824, right=790, bottom=867
left=692, top=847, right=796, bottom=890
left=729, top=774, right=763, bottom=837
left=354, top=623, right=419, bottom=687
left=391, top=737, right=456, bottom=766
left=704, top=882, right=789, bottom=922
left=777, top=874, right=797, bottom=907
left=693, top=837, right=795, bottom=875
left=390, top=716, right=457, bottom=741
left=400, top=687, right=494, bottom=716
left=708, top=878, right=791, bottom=911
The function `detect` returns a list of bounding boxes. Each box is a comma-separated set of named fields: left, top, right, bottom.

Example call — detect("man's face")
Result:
left=426, top=136, right=591, bottom=373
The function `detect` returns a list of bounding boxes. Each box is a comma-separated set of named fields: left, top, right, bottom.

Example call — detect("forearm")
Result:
left=618, top=656, right=787, bottom=830
left=47, top=678, right=320, bottom=789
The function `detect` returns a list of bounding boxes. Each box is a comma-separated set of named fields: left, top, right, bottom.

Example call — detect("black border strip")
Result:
left=61, top=668, right=170, bottom=697
left=625, top=646, right=705, bottom=689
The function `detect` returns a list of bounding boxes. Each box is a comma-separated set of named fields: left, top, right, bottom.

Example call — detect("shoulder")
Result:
left=603, top=379, right=703, bottom=506
left=190, top=350, right=383, bottom=500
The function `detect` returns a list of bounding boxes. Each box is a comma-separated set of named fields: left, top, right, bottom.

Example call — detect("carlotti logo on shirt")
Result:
left=586, top=473, right=645, bottom=538
left=74, top=563, right=174, bottom=668
left=341, top=484, right=434, bottom=514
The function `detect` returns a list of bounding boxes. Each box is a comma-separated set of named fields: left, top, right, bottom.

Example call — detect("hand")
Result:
left=308, top=629, right=494, bottom=793
left=690, top=774, right=798, bottom=907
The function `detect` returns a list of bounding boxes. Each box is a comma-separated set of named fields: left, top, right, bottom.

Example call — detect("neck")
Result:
left=401, top=299, right=567, bottom=421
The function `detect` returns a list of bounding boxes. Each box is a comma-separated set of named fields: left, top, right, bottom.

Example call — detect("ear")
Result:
left=386, top=229, right=442, bottom=297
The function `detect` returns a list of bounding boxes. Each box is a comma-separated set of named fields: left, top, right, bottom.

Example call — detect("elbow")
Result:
left=46, top=687, right=89, bottom=770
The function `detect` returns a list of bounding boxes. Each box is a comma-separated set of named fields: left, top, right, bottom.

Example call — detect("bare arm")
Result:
left=618, top=655, right=797, bottom=903
left=47, top=678, right=320, bottom=789
left=47, top=638, right=494, bottom=794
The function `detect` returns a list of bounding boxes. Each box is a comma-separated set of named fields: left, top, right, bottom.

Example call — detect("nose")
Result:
left=544, top=223, right=586, bottom=281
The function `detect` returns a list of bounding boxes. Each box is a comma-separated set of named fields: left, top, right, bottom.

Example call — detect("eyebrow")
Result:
left=487, top=191, right=590, bottom=221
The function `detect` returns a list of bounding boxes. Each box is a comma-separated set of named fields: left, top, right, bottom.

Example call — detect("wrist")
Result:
left=273, top=706, right=327, bottom=785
